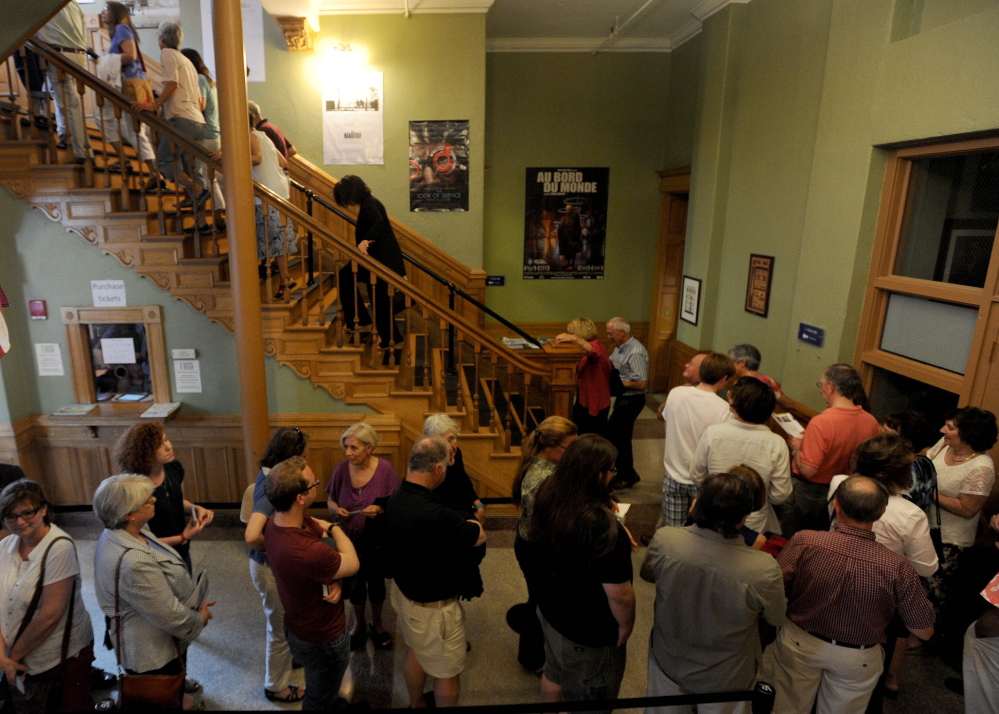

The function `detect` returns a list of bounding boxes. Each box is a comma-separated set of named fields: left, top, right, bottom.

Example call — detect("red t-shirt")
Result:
left=794, top=405, right=880, bottom=485
left=264, top=515, right=343, bottom=643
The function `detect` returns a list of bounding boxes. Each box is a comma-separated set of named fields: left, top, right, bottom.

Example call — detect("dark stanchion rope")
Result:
left=342, top=686, right=772, bottom=713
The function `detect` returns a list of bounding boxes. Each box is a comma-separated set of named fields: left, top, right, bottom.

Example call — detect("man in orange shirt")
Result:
left=780, top=364, right=879, bottom=537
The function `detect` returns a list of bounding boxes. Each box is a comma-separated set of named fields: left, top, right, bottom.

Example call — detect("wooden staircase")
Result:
left=0, top=40, right=576, bottom=503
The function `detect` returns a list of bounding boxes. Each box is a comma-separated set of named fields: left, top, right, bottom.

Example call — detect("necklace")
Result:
left=949, top=448, right=978, bottom=463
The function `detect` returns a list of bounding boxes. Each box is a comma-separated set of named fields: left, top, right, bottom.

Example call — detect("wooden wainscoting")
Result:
left=0, top=413, right=402, bottom=507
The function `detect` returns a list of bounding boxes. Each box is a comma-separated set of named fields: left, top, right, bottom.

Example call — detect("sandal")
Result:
left=370, top=625, right=393, bottom=650
left=264, top=685, right=304, bottom=702
left=141, top=176, right=167, bottom=194
left=274, top=281, right=298, bottom=300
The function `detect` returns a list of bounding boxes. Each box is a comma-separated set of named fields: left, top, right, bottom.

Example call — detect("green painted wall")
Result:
left=245, top=12, right=487, bottom=269
left=676, top=0, right=999, bottom=412
left=0, top=189, right=356, bottom=418
left=482, top=52, right=669, bottom=323
left=661, top=35, right=702, bottom=170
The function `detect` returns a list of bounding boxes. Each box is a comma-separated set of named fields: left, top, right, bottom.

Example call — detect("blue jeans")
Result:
left=285, top=629, right=349, bottom=710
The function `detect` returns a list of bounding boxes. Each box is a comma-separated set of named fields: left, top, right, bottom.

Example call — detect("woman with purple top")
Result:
left=100, top=1, right=160, bottom=187
left=326, top=423, right=399, bottom=651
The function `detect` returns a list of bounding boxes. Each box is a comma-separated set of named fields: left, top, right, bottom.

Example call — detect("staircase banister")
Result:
left=26, top=38, right=222, bottom=175
left=287, top=152, right=486, bottom=293
left=252, top=183, right=550, bottom=376
left=288, top=181, right=540, bottom=348
left=24, top=38, right=553, bottom=380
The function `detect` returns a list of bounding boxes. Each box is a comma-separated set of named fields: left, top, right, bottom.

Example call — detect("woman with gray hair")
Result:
left=93, top=474, right=214, bottom=710
left=326, top=423, right=399, bottom=650
left=423, top=415, right=486, bottom=601
left=131, top=21, right=208, bottom=208
left=423, top=414, right=485, bottom=521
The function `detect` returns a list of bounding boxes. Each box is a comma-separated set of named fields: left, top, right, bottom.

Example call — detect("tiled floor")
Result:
left=66, top=409, right=965, bottom=711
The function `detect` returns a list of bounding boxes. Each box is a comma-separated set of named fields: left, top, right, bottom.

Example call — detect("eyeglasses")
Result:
left=299, top=480, right=320, bottom=495
left=816, top=381, right=826, bottom=390
left=2, top=506, right=42, bottom=525
left=608, top=467, right=618, bottom=475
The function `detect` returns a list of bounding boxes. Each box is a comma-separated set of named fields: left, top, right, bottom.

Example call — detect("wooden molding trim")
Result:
left=273, top=15, right=317, bottom=52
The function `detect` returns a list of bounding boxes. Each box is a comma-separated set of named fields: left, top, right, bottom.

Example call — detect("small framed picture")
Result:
left=745, top=254, right=774, bottom=318
left=680, top=276, right=701, bottom=326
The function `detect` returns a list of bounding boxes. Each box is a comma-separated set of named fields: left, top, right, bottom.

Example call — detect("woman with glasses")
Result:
left=243, top=427, right=308, bottom=703
left=114, top=423, right=213, bottom=574
left=326, top=423, right=399, bottom=651
left=529, top=434, right=636, bottom=710
left=508, top=416, right=578, bottom=674
left=0, top=480, right=96, bottom=713
left=93, top=474, right=214, bottom=711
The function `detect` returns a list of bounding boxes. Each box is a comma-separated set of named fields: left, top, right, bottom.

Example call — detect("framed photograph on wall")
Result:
left=680, top=276, right=701, bottom=326
left=745, top=254, right=774, bottom=318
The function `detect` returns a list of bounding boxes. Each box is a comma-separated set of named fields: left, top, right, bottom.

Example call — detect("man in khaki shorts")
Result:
left=385, top=437, right=486, bottom=707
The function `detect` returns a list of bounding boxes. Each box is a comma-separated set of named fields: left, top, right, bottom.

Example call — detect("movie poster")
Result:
left=322, top=72, right=384, bottom=165
left=409, top=121, right=469, bottom=211
left=523, top=168, right=609, bottom=279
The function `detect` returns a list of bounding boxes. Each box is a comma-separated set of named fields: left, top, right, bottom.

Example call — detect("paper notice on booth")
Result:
left=772, top=412, right=805, bottom=439
left=173, top=360, right=202, bottom=393
left=34, top=343, right=65, bottom=376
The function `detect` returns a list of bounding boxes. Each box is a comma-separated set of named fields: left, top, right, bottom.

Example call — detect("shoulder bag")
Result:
left=113, top=548, right=186, bottom=710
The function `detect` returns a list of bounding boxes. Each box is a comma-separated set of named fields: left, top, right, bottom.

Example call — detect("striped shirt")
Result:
left=777, top=525, right=934, bottom=646
left=609, top=336, right=648, bottom=396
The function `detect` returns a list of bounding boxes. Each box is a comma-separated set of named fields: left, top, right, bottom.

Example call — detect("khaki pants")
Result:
left=769, top=620, right=881, bottom=714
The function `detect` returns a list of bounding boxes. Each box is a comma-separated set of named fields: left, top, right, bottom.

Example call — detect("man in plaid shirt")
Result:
left=768, top=476, right=935, bottom=713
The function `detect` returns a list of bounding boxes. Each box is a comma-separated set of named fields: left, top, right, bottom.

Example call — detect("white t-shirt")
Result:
left=662, top=386, right=730, bottom=486
left=926, top=438, right=995, bottom=548
left=159, top=48, right=205, bottom=125
left=690, top=419, right=792, bottom=534
left=0, top=524, right=93, bottom=674
left=828, top=474, right=939, bottom=577
left=251, top=129, right=290, bottom=200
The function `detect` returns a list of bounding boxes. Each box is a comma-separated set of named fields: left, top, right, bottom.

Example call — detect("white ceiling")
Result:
left=310, top=0, right=752, bottom=52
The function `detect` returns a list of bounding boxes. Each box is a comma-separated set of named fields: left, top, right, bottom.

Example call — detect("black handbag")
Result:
left=929, top=461, right=945, bottom=562
left=609, top=368, right=625, bottom=397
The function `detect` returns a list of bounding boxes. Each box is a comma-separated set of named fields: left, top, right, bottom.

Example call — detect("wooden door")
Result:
left=647, top=167, right=690, bottom=392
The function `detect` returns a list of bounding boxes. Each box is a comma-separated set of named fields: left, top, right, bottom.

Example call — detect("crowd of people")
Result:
left=2, top=331, right=997, bottom=713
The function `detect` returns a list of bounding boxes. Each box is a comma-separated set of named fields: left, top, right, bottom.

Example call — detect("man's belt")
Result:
left=52, top=46, right=86, bottom=54
left=807, top=630, right=877, bottom=649
left=411, top=596, right=457, bottom=609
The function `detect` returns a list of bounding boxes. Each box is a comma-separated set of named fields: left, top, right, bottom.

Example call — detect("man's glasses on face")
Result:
left=299, top=480, right=320, bottom=495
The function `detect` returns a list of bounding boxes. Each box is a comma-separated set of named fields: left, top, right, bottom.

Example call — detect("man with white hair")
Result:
left=386, top=437, right=486, bottom=707
left=605, top=317, right=648, bottom=490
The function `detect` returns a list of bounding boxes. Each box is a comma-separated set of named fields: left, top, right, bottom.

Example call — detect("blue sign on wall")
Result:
left=798, top=323, right=825, bottom=347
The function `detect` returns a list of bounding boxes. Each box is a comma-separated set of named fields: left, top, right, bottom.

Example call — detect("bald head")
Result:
left=833, top=475, right=888, bottom=525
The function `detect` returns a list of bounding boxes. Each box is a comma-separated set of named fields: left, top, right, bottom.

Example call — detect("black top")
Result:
left=147, top=460, right=191, bottom=569
left=356, top=194, right=406, bottom=277
left=0, top=463, right=27, bottom=491
left=535, top=521, right=633, bottom=647
left=435, top=448, right=479, bottom=518
left=385, top=481, right=481, bottom=603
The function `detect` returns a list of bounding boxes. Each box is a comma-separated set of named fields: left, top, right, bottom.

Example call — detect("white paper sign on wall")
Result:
left=91, top=280, right=126, bottom=307
left=34, top=343, right=65, bottom=376
left=174, top=359, right=203, bottom=394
